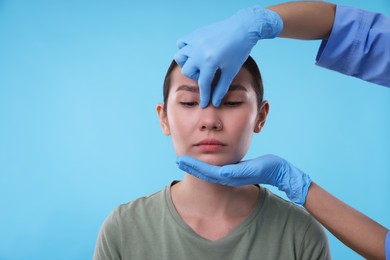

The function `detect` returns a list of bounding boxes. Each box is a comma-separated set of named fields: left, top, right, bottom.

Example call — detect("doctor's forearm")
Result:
left=304, top=182, right=387, bottom=260
left=267, top=2, right=336, bottom=40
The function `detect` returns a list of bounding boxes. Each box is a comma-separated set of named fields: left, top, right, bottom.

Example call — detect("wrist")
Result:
left=386, top=230, right=390, bottom=260
left=288, top=169, right=311, bottom=205
left=278, top=160, right=311, bottom=205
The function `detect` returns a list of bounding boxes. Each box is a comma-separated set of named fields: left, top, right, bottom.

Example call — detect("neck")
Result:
left=171, top=174, right=259, bottom=218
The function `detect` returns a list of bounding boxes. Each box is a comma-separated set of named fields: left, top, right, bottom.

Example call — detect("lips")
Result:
left=194, top=139, right=227, bottom=146
left=193, top=139, right=227, bottom=152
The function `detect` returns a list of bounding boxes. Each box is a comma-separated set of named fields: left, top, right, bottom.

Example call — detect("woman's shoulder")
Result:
left=258, top=188, right=330, bottom=258
left=112, top=186, right=168, bottom=221
left=260, top=187, right=318, bottom=227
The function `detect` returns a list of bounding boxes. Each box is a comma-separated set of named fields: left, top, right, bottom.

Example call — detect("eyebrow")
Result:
left=176, top=85, right=199, bottom=93
left=229, top=84, right=247, bottom=92
left=175, top=84, right=247, bottom=93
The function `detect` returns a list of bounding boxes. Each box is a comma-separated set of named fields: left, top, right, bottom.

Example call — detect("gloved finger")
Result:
left=212, top=71, right=235, bottom=107
left=220, top=161, right=256, bottom=178
left=198, top=66, right=218, bottom=108
left=174, top=52, right=188, bottom=68
left=221, top=155, right=282, bottom=179
left=174, top=45, right=194, bottom=68
left=181, top=57, right=200, bottom=81
left=178, top=162, right=223, bottom=184
left=176, top=33, right=192, bottom=49
left=176, top=156, right=226, bottom=181
left=176, top=39, right=187, bottom=49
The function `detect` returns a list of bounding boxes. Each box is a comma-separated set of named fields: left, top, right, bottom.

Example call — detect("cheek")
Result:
left=168, top=107, right=194, bottom=134
left=225, top=110, right=257, bottom=156
left=234, top=119, right=255, bottom=146
left=166, top=106, right=197, bottom=154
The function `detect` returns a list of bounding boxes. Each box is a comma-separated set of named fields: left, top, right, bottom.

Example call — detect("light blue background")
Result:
left=0, top=0, right=389, bottom=259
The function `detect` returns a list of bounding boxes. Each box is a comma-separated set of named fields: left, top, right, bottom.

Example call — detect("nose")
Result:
left=199, top=106, right=223, bottom=131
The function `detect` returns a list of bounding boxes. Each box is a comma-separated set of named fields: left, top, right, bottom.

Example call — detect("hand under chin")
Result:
left=192, top=154, right=242, bottom=167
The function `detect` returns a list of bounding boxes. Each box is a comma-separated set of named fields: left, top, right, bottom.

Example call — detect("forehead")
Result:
left=169, top=66, right=255, bottom=94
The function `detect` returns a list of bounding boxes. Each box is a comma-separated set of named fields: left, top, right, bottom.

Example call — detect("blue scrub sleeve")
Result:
left=316, top=5, right=390, bottom=87
left=386, top=230, right=390, bottom=260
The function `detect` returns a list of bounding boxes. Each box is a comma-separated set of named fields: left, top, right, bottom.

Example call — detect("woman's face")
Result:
left=157, top=66, right=269, bottom=166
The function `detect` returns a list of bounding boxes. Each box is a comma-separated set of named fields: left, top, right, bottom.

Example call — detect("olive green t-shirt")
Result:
left=94, top=183, right=330, bottom=260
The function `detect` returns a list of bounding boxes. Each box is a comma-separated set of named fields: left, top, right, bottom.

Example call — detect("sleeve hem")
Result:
left=315, top=5, right=365, bottom=75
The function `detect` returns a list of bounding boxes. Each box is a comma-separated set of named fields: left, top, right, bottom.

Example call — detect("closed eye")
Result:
left=224, top=101, right=243, bottom=107
left=180, top=101, right=198, bottom=108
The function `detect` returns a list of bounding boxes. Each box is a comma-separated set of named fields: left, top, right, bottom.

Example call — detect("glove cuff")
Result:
left=278, top=161, right=311, bottom=206
left=289, top=173, right=311, bottom=206
left=252, top=6, right=284, bottom=39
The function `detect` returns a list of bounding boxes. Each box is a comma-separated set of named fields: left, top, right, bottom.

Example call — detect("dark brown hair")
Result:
left=162, top=56, right=264, bottom=111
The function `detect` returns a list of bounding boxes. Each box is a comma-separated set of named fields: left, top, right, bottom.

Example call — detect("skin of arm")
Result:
left=267, top=3, right=388, bottom=258
left=267, top=2, right=336, bottom=40
left=305, top=182, right=388, bottom=260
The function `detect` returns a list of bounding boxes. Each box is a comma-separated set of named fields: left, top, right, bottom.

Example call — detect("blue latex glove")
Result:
left=176, top=154, right=311, bottom=205
left=174, top=6, right=283, bottom=108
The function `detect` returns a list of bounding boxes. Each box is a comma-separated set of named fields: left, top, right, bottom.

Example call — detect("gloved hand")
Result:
left=174, top=6, right=283, bottom=108
left=176, top=154, right=311, bottom=205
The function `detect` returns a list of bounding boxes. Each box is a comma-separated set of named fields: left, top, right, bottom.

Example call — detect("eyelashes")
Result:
left=224, top=101, right=243, bottom=107
left=179, top=101, right=198, bottom=108
left=179, top=101, right=243, bottom=108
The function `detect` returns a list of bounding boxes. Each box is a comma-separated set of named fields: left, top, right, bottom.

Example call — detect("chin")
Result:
left=196, top=154, right=242, bottom=166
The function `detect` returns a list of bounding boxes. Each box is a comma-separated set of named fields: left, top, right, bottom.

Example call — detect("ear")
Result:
left=254, top=101, right=270, bottom=133
left=156, top=103, right=171, bottom=136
